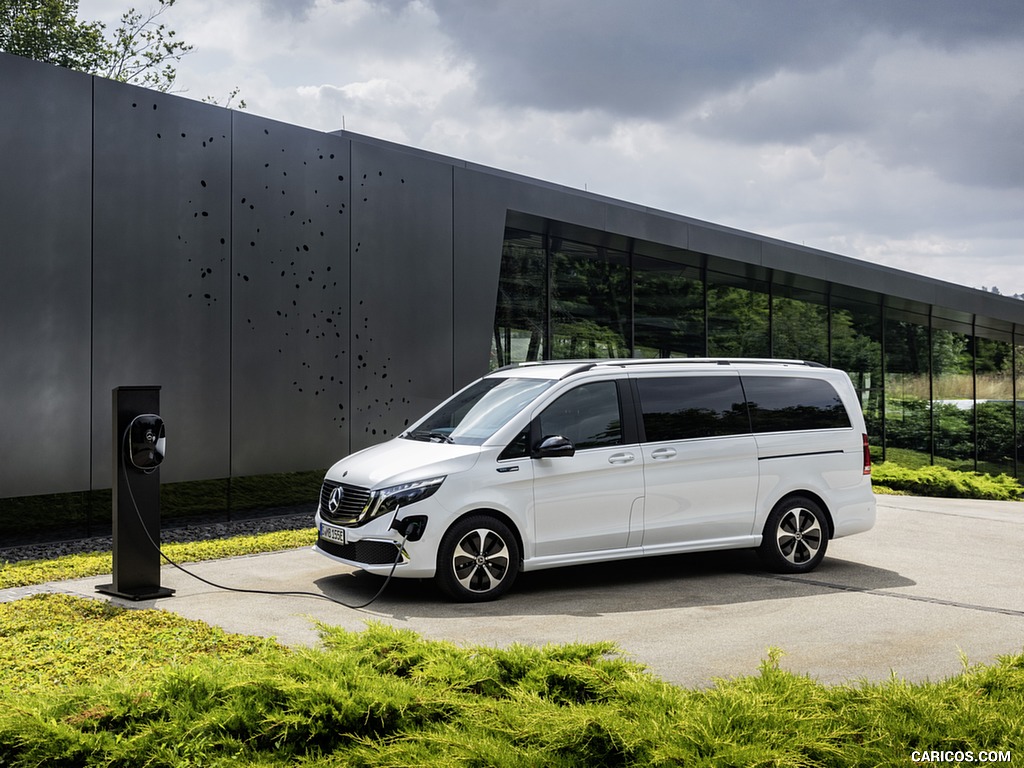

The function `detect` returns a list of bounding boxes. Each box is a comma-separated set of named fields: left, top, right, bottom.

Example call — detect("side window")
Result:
left=498, top=427, right=530, bottom=461
left=538, top=381, right=623, bottom=449
left=636, top=376, right=749, bottom=442
left=743, top=376, right=851, bottom=432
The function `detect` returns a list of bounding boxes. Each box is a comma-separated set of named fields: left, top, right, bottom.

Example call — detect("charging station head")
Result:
left=126, top=414, right=166, bottom=472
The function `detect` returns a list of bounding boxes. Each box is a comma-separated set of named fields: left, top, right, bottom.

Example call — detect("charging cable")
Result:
left=120, top=428, right=406, bottom=610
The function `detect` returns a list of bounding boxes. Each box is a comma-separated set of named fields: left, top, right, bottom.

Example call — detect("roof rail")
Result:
left=493, top=357, right=827, bottom=376
left=492, top=359, right=601, bottom=378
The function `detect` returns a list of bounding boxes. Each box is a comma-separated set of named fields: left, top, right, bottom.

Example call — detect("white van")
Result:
left=314, top=359, right=876, bottom=601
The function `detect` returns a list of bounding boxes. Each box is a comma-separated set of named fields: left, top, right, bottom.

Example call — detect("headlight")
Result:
left=367, top=476, right=445, bottom=519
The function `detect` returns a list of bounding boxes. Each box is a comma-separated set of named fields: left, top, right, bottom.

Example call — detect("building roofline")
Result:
left=332, top=128, right=1022, bottom=331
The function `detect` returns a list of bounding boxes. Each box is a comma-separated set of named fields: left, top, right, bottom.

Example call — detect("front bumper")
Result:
left=314, top=511, right=438, bottom=578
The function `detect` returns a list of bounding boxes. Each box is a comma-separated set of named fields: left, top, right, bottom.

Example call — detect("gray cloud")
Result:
left=428, top=1, right=1022, bottom=117
left=259, top=0, right=318, bottom=20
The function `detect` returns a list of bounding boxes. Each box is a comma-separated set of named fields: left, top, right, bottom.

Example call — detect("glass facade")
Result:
left=493, top=222, right=1024, bottom=479
left=550, top=238, right=631, bottom=360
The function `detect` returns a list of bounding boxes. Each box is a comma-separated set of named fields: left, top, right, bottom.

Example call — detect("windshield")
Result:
left=401, top=376, right=555, bottom=445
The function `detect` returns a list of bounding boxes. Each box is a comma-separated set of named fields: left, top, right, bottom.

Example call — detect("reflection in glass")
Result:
left=932, top=326, right=974, bottom=470
left=884, top=313, right=931, bottom=467
left=831, top=295, right=882, bottom=457
left=772, top=292, right=828, bottom=364
left=707, top=272, right=769, bottom=357
left=550, top=239, right=630, bottom=359
left=973, top=335, right=1015, bottom=476
left=634, top=255, right=704, bottom=357
left=1018, top=343, right=1024, bottom=480
left=492, top=231, right=547, bottom=368
left=494, top=221, right=1022, bottom=478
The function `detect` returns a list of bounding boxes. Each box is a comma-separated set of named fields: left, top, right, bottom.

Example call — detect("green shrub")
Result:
left=872, top=462, right=1024, bottom=501
left=1, top=596, right=1023, bottom=767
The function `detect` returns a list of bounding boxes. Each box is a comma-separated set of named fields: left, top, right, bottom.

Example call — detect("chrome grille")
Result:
left=319, top=480, right=372, bottom=524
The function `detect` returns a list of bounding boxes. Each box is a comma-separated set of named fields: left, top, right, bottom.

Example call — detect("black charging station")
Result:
left=97, top=386, right=174, bottom=600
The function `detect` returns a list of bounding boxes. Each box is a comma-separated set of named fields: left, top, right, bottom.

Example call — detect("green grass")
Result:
left=0, top=595, right=1022, bottom=766
left=0, top=527, right=317, bottom=590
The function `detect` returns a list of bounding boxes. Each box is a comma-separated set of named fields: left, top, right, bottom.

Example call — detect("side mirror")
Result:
left=533, top=434, right=575, bottom=458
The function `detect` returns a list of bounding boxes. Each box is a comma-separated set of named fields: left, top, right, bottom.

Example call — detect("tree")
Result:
left=0, top=0, right=108, bottom=71
left=1, top=0, right=192, bottom=93
left=96, top=0, right=192, bottom=92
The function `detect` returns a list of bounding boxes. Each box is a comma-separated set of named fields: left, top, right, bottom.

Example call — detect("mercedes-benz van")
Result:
left=314, top=359, right=876, bottom=601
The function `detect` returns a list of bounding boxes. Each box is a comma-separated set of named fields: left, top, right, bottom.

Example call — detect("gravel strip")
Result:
left=0, top=508, right=316, bottom=564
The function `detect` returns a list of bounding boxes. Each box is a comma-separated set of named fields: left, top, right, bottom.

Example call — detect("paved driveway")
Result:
left=39, top=495, right=1024, bottom=687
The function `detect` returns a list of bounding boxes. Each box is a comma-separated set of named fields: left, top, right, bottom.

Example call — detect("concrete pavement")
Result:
left=10, top=495, right=1024, bottom=688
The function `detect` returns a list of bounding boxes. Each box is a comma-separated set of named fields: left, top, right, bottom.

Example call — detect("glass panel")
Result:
left=772, top=288, right=829, bottom=364
left=550, top=239, right=630, bottom=359
left=633, top=254, right=704, bottom=358
left=404, top=376, right=556, bottom=445
left=635, top=375, right=748, bottom=441
left=743, top=376, right=851, bottom=433
left=0, top=490, right=100, bottom=547
left=974, top=334, right=1015, bottom=476
left=538, top=382, right=623, bottom=449
left=492, top=229, right=547, bottom=369
left=1018, top=341, right=1024, bottom=481
left=932, top=325, right=974, bottom=470
left=831, top=294, right=883, bottom=458
left=884, top=311, right=932, bottom=468
left=707, top=271, right=769, bottom=357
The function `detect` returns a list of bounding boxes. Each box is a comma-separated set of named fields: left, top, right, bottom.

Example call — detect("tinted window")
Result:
left=499, top=427, right=530, bottom=461
left=637, top=376, right=749, bottom=442
left=743, top=376, right=851, bottom=432
left=538, top=382, right=622, bottom=449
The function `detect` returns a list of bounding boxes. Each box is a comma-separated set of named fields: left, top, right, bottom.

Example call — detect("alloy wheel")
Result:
left=452, top=527, right=511, bottom=594
left=776, top=506, right=823, bottom=566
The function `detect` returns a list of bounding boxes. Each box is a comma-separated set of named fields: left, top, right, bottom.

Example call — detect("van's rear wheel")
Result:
left=436, top=515, right=519, bottom=602
left=758, top=496, right=828, bottom=573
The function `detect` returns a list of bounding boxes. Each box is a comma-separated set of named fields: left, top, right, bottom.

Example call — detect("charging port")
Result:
left=391, top=515, right=428, bottom=541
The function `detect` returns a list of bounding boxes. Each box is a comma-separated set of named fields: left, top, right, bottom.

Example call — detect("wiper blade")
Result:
left=404, top=430, right=454, bottom=443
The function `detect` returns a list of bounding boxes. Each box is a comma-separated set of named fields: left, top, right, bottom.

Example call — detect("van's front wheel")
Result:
left=436, top=515, right=520, bottom=602
left=758, top=497, right=828, bottom=574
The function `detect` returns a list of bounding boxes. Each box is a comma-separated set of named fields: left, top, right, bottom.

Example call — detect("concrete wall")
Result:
left=0, top=53, right=499, bottom=520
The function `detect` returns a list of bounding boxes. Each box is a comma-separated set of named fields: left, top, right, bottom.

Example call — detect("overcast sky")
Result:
left=80, top=0, right=1024, bottom=295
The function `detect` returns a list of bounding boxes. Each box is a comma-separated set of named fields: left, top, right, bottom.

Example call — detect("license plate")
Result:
left=320, top=523, right=347, bottom=545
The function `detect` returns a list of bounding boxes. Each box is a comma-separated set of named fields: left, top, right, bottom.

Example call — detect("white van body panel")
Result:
left=313, top=359, right=877, bottom=593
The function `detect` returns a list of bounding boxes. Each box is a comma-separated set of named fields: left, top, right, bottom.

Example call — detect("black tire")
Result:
left=758, top=496, right=829, bottom=574
left=436, top=515, right=520, bottom=602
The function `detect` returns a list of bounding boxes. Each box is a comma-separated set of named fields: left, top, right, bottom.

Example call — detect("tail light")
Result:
left=862, top=433, right=872, bottom=475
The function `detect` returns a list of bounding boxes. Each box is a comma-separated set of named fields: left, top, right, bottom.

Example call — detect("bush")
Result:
left=872, top=462, right=1024, bottom=501
left=1, top=597, right=1023, bottom=767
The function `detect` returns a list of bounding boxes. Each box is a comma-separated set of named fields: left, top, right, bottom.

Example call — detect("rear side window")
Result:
left=743, top=376, right=850, bottom=432
left=636, top=376, right=749, bottom=442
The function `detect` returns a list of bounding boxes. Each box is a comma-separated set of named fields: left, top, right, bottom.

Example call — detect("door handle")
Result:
left=608, top=452, right=636, bottom=464
left=651, top=447, right=677, bottom=460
